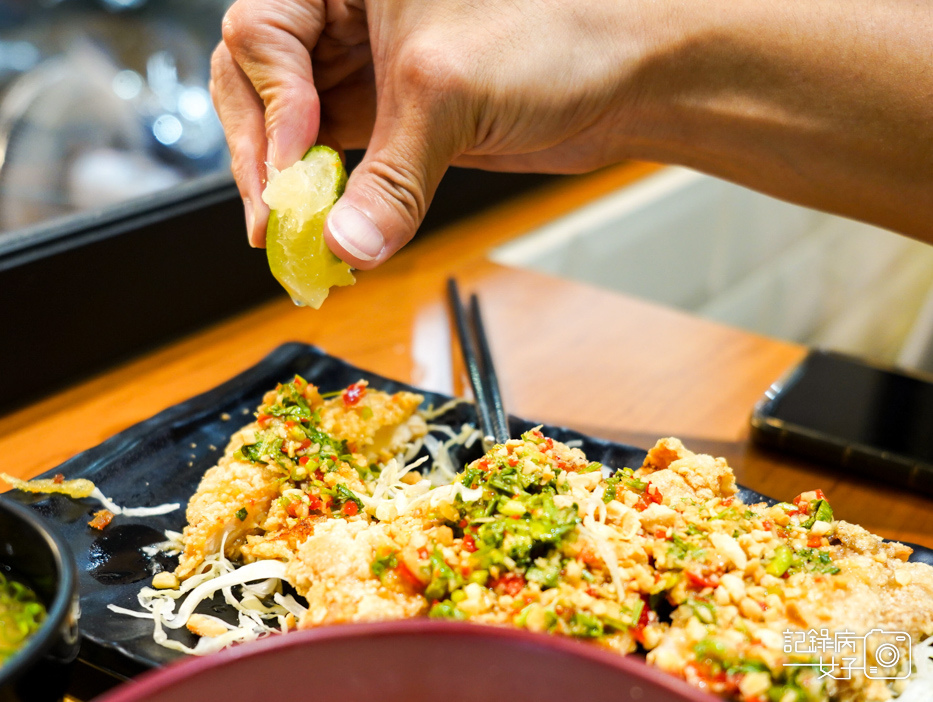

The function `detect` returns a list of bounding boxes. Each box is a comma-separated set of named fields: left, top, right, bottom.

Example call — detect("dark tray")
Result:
left=6, top=344, right=932, bottom=679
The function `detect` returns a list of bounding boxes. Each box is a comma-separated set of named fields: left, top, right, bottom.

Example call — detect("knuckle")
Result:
left=221, top=3, right=277, bottom=62
left=396, top=38, right=471, bottom=100
left=367, top=160, right=428, bottom=235
left=221, top=5, right=247, bottom=49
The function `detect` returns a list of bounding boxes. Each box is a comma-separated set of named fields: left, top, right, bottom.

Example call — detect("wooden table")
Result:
left=2, top=161, right=930, bottom=559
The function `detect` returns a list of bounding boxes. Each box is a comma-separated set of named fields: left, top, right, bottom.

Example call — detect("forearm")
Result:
left=625, top=0, right=933, bottom=239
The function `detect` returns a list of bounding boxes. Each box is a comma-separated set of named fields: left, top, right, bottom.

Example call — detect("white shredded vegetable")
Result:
left=423, top=423, right=481, bottom=487
left=578, top=518, right=625, bottom=599
left=420, top=398, right=469, bottom=420
left=90, top=488, right=180, bottom=517
left=115, top=414, right=485, bottom=656
left=896, top=635, right=933, bottom=700
left=142, top=530, right=184, bottom=558
left=110, top=403, right=933, bottom=702
left=108, top=533, right=293, bottom=655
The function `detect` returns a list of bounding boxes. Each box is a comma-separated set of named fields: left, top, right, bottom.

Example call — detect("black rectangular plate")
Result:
left=5, top=344, right=932, bottom=678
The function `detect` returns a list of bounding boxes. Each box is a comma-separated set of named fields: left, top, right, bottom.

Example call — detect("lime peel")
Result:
left=262, top=145, right=355, bottom=309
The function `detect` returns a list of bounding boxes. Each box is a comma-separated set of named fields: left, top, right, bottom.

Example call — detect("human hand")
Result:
left=214, top=0, right=933, bottom=262
left=211, top=0, right=652, bottom=268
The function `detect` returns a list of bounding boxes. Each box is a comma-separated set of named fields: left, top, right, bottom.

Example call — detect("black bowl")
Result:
left=0, top=496, right=79, bottom=702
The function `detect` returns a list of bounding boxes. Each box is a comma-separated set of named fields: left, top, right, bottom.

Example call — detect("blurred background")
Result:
left=0, top=0, right=229, bottom=234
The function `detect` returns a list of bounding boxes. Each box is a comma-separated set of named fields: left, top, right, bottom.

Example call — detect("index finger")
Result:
left=210, top=42, right=270, bottom=247
left=221, top=0, right=326, bottom=171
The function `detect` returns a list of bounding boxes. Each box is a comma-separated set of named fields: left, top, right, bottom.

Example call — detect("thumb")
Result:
left=324, top=114, right=459, bottom=269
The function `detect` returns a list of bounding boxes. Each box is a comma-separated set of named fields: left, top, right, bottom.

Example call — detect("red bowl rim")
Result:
left=98, top=619, right=721, bottom=702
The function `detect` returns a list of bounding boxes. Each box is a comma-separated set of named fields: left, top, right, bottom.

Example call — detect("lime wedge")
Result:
left=262, top=145, right=355, bottom=308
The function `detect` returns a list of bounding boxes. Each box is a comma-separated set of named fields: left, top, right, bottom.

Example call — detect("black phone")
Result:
left=750, top=349, right=933, bottom=495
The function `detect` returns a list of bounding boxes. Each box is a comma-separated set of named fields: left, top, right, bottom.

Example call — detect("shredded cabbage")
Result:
left=897, top=634, right=933, bottom=700
left=114, top=413, right=484, bottom=655
left=108, top=535, right=292, bottom=655
left=420, top=398, right=469, bottom=421
left=424, top=423, right=481, bottom=486
left=578, top=518, right=625, bottom=599
left=90, top=488, right=180, bottom=517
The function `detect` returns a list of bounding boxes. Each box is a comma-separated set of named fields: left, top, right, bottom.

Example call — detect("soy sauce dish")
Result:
left=0, top=497, right=79, bottom=702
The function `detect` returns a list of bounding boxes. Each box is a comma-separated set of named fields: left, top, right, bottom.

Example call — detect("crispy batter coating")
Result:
left=176, top=427, right=283, bottom=579
left=317, top=385, right=427, bottom=463
left=639, top=437, right=737, bottom=501
left=176, top=380, right=425, bottom=579
left=174, top=402, right=933, bottom=702
left=287, top=518, right=427, bottom=626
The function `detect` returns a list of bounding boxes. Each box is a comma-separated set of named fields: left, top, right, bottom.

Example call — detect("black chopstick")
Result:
left=447, top=278, right=510, bottom=450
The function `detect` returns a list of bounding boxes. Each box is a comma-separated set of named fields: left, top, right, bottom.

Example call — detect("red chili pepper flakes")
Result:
left=721, top=497, right=734, bottom=507
left=462, top=534, right=477, bottom=552
left=578, top=545, right=600, bottom=566
left=761, top=519, right=773, bottom=530
left=417, top=547, right=429, bottom=560
left=342, top=382, right=367, bottom=407
left=631, top=594, right=652, bottom=644
left=341, top=501, right=359, bottom=516
left=52, top=474, right=65, bottom=484
left=298, top=456, right=310, bottom=466
left=792, top=491, right=825, bottom=514
left=257, top=413, right=273, bottom=428
left=489, top=572, right=525, bottom=597
left=307, top=495, right=323, bottom=512
left=654, top=528, right=669, bottom=540
left=685, top=660, right=737, bottom=694
left=88, top=509, right=115, bottom=530
left=645, top=482, right=663, bottom=505
left=396, top=561, right=424, bottom=590
left=685, top=569, right=720, bottom=590
left=807, top=534, right=823, bottom=548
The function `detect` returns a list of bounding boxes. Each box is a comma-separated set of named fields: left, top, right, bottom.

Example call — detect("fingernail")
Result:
left=328, top=204, right=385, bottom=262
left=266, top=139, right=276, bottom=170
left=243, top=197, right=256, bottom=246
